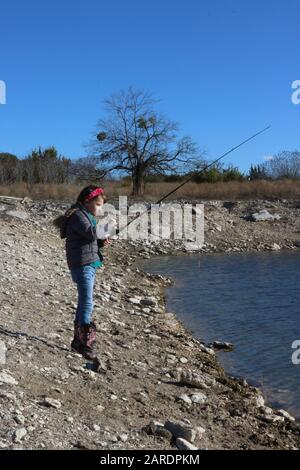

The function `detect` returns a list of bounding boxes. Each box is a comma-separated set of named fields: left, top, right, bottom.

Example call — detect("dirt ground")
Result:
left=0, top=198, right=300, bottom=450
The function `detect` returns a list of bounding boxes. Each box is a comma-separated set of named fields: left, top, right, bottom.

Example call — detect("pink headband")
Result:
left=84, top=187, right=104, bottom=202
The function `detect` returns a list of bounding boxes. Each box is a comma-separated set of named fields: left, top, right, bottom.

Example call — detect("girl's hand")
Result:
left=103, top=237, right=112, bottom=246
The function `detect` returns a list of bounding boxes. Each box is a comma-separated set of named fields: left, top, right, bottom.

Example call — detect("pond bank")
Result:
left=0, top=198, right=300, bottom=449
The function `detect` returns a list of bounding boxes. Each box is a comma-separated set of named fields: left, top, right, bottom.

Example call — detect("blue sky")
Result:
left=0, top=0, right=299, bottom=173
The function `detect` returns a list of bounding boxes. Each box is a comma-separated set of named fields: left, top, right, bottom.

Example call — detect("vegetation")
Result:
left=1, top=84, right=300, bottom=200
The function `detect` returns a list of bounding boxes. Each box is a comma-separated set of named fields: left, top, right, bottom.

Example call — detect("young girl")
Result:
left=54, top=185, right=111, bottom=361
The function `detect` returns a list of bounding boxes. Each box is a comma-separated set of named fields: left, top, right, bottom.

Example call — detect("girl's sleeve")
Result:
left=70, top=212, right=97, bottom=241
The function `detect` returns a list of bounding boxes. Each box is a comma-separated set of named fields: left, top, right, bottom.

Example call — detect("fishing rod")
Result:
left=154, top=125, right=271, bottom=205
left=103, top=125, right=271, bottom=237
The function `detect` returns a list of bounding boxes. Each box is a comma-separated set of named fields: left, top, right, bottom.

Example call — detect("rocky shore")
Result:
left=0, top=197, right=300, bottom=450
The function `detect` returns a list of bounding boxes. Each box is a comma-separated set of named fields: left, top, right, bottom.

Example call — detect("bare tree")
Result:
left=0, top=153, right=18, bottom=184
left=263, top=151, right=300, bottom=179
left=87, top=87, right=203, bottom=196
left=69, top=156, right=106, bottom=183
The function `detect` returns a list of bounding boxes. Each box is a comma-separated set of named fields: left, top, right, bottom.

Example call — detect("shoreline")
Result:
left=0, top=198, right=300, bottom=449
left=133, top=249, right=300, bottom=417
left=109, top=241, right=300, bottom=450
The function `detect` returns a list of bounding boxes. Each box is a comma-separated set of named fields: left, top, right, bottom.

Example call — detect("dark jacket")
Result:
left=65, top=203, right=101, bottom=270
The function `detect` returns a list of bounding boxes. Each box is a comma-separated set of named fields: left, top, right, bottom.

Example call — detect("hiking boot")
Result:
left=71, top=321, right=82, bottom=352
left=78, top=322, right=97, bottom=361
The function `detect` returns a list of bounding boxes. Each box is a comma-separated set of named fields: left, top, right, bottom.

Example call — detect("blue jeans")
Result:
left=70, top=265, right=96, bottom=325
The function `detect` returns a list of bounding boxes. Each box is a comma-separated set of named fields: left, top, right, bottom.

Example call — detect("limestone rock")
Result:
left=251, top=210, right=281, bottom=222
left=164, top=419, right=199, bottom=443
left=13, top=428, right=27, bottom=443
left=0, top=371, right=18, bottom=386
left=176, top=437, right=199, bottom=450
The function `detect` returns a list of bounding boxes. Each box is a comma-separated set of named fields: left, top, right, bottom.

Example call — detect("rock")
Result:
left=268, top=243, right=281, bottom=251
left=251, top=209, right=281, bottom=222
left=41, top=397, right=62, bottom=409
left=141, top=307, right=151, bottom=313
left=164, top=419, right=198, bottom=443
left=178, top=394, right=192, bottom=405
left=254, top=395, right=265, bottom=408
left=140, top=297, right=157, bottom=307
left=13, top=428, right=27, bottom=443
left=190, top=392, right=207, bottom=404
left=199, top=344, right=215, bottom=356
left=146, top=420, right=172, bottom=440
left=103, top=431, right=118, bottom=443
left=276, top=409, right=295, bottom=422
left=6, top=210, right=29, bottom=220
left=0, top=391, right=17, bottom=401
left=14, top=414, right=26, bottom=425
left=172, top=369, right=216, bottom=389
left=0, top=440, right=9, bottom=448
left=0, top=371, right=18, bottom=385
left=128, top=298, right=140, bottom=305
left=21, top=197, right=32, bottom=204
left=176, top=437, right=199, bottom=450
left=148, top=334, right=161, bottom=341
left=180, top=357, right=189, bottom=364
left=60, top=372, right=70, bottom=380
left=263, top=406, right=274, bottom=416
left=196, top=426, right=206, bottom=437
left=261, top=415, right=285, bottom=424
left=211, top=341, right=234, bottom=351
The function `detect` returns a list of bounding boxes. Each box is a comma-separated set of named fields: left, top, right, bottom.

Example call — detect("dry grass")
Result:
left=1, top=179, right=300, bottom=201
left=0, top=183, right=80, bottom=200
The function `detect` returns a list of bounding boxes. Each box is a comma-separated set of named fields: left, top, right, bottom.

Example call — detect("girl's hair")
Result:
left=77, top=185, right=107, bottom=203
left=53, top=185, right=106, bottom=238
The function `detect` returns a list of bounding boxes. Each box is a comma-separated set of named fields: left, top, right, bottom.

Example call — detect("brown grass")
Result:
left=1, top=179, right=300, bottom=201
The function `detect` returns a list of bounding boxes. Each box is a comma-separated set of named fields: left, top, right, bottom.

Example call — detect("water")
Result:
left=138, top=251, right=300, bottom=419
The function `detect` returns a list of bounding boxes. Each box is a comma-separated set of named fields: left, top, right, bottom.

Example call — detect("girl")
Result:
left=54, top=185, right=111, bottom=361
